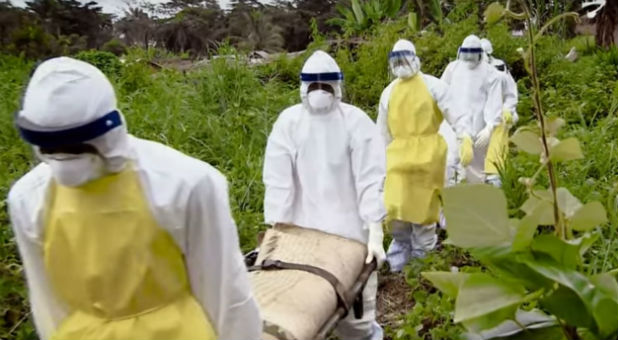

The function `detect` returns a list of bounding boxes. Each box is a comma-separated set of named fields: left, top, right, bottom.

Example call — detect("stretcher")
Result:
left=245, top=224, right=376, bottom=340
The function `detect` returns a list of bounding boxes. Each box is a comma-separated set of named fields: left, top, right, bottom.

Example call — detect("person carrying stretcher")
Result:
left=262, top=50, right=387, bottom=340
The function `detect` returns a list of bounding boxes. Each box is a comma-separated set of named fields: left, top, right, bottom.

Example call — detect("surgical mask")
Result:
left=307, top=90, right=335, bottom=114
left=389, top=55, right=420, bottom=79
left=393, top=63, right=419, bottom=79
left=45, top=153, right=105, bottom=187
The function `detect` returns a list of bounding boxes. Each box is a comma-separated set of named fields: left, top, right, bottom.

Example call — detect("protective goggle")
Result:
left=16, top=110, right=123, bottom=148
left=388, top=50, right=416, bottom=67
left=458, top=47, right=483, bottom=62
left=300, top=72, right=344, bottom=82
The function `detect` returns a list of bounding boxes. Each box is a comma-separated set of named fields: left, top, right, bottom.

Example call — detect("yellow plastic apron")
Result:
left=385, top=75, right=447, bottom=225
left=43, top=168, right=216, bottom=340
left=485, top=124, right=509, bottom=174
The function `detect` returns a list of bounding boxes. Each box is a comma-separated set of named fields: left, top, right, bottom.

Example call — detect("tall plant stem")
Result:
left=519, top=0, right=564, bottom=239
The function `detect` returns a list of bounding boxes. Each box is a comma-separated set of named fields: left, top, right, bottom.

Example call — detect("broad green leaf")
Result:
left=591, top=274, right=618, bottom=336
left=570, top=201, right=608, bottom=231
left=591, top=273, right=618, bottom=300
left=592, top=295, right=618, bottom=337
left=496, top=326, right=566, bottom=340
left=556, top=187, right=582, bottom=218
left=524, top=257, right=597, bottom=328
left=471, top=247, right=552, bottom=290
left=577, top=232, right=600, bottom=257
left=542, top=285, right=595, bottom=328
left=463, top=309, right=560, bottom=340
left=547, top=136, right=561, bottom=148
left=512, top=215, right=538, bottom=251
left=462, top=304, right=518, bottom=333
left=422, top=271, right=469, bottom=299
left=484, top=2, right=505, bottom=25
left=546, top=117, right=566, bottom=136
left=442, top=184, right=512, bottom=248
left=550, top=137, right=584, bottom=162
left=511, top=129, right=542, bottom=155
left=520, top=195, right=541, bottom=215
left=533, top=189, right=554, bottom=201
left=531, top=235, right=580, bottom=269
left=454, top=274, right=525, bottom=328
left=520, top=193, right=554, bottom=225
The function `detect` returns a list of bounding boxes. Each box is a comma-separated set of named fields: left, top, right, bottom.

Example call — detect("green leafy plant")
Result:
left=74, top=50, right=123, bottom=78
left=423, top=2, right=618, bottom=340
left=328, top=0, right=402, bottom=36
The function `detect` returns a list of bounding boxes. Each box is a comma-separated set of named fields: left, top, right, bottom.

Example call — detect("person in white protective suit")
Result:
left=263, top=50, right=386, bottom=340
left=441, top=34, right=503, bottom=184
left=377, top=39, right=473, bottom=272
left=480, top=38, right=519, bottom=187
left=8, top=57, right=261, bottom=340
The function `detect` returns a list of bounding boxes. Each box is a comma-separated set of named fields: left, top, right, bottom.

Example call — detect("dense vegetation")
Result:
left=1, top=0, right=617, bottom=339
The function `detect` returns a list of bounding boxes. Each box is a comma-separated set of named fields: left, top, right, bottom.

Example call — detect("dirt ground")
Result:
left=376, top=271, right=415, bottom=339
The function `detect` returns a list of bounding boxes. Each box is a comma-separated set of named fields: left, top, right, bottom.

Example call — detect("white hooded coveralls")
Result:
left=441, top=36, right=503, bottom=183
left=8, top=57, right=262, bottom=340
left=377, top=39, right=466, bottom=271
left=263, top=50, right=386, bottom=340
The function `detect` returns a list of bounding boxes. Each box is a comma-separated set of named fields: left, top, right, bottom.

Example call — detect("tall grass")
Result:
left=1, top=8, right=618, bottom=339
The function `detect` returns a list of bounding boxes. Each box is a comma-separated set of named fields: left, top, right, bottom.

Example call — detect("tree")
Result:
left=230, top=10, right=284, bottom=52
left=156, top=6, right=226, bottom=55
left=25, top=0, right=113, bottom=49
left=272, top=0, right=338, bottom=51
left=116, top=7, right=155, bottom=48
left=595, top=0, right=618, bottom=47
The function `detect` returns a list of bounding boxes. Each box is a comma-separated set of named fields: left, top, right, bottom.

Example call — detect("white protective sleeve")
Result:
left=376, top=81, right=396, bottom=146
left=8, top=188, right=68, bottom=340
left=186, top=173, right=262, bottom=340
left=348, top=109, right=387, bottom=225
left=263, top=112, right=296, bottom=225
left=440, top=62, right=456, bottom=85
left=483, top=68, right=505, bottom=131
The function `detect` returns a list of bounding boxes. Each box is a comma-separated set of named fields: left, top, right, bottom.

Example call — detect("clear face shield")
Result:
left=299, top=72, right=343, bottom=114
left=457, top=47, right=483, bottom=68
left=388, top=50, right=419, bottom=79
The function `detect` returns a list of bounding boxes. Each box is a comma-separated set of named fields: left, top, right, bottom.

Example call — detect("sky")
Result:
left=9, top=0, right=258, bottom=15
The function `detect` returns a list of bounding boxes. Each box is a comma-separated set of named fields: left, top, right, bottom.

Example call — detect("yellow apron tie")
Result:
left=44, top=167, right=216, bottom=340
left=385, top=75, right=447, bottom=225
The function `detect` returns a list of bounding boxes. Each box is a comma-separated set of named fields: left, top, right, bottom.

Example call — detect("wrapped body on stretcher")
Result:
left=245, top=224, right=379, bottom=340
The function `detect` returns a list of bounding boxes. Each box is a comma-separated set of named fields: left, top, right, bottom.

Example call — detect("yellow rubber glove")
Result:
left=459, top=135, right=474, bottom=166
left=502, top=109, right=513, bottom=126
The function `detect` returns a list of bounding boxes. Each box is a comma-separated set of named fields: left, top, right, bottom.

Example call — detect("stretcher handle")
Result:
left=314, top=259, right=377, bottom=339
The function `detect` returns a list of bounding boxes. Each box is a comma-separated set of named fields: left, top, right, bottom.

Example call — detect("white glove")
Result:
left=365, top=222, right=386, bottom=268
left=474, top=125, right=493, bottom=148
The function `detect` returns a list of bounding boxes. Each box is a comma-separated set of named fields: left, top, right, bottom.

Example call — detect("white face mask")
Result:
left=464, top=59, right=481, bottom=69
left=393, top=65, right=418, bottom=79
left=45, top=153, right=105, bottom=187
left=307, top=89, right=335, bottom=114
left=460, top=53, right=481, bottom=69
left=390, top=56, right=420, bottom=79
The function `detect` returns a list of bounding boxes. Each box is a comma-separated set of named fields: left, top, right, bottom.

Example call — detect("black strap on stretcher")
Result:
left=248, top=259, right=351, bottom=317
